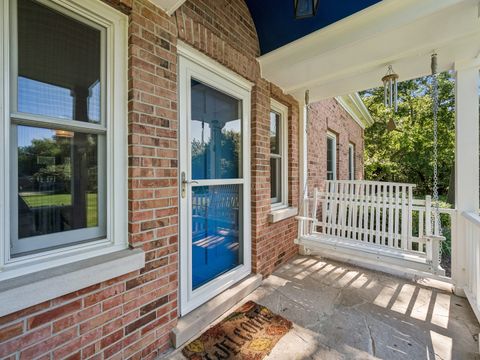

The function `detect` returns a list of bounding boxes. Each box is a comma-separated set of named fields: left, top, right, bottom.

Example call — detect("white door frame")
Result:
left=177, top=42, right=252, bottom=315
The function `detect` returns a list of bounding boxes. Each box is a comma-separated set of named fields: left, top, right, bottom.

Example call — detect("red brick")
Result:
left=103, top=339, right=123, bottom=358
left=0, top=326, right=51, bottom=358
left=123, top=332, right=155, bottom=359
left=52, top=304, right=102, bottom=333
left=83, top=284, right=125, bottom=307
left=20, top=328, right=76, bottom=359
left=79, top=307, right=123, bottom=334
left=100, top=329, right=123, bottom=349
left=0, top=301, right=50, bottom=327
left=28, top=300, right=82, bottom=329
left=81, top=344, right=96, bottom=359
left=125, top=312, right=156, bottom=335
left=0, top=322, right=23, bottom=342
left=53, top=338, right=82, bottom=360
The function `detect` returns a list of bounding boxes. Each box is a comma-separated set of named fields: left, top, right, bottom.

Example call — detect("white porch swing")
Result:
left=296, top=54, right=449, bottom=278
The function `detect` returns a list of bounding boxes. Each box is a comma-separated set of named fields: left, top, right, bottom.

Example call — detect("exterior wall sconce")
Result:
left=294, top=0, right=319, bottom=19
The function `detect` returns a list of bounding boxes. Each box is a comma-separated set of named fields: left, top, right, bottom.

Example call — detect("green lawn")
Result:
left=21, top=193, right=98, bottom=227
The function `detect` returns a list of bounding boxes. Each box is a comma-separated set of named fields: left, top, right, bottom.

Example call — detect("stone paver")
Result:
left=165, top=256, right=480, bottom=359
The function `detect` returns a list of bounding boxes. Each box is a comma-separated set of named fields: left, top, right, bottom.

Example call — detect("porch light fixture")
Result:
left=294, top=0, right=319, bottom=19
left=382, top=65, right=399, bottom=112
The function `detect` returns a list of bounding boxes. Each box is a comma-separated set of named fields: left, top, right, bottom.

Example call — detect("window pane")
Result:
left=17, top=0, right=102, bottom=123
left=349, top=146, right=355, bottom=180
left=327, top=137, right=334, bottom=175
left=270, top=111, right=280, bottom=154
left=17, top=126, right=104, bottom=242
left=191, top=80, right=242, bottom=179
left=192, top=185, right=242, bottom=289
left=270, top=157, right=281, bottom=201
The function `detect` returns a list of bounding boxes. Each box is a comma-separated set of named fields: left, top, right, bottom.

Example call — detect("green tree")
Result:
left=360, top=72, right=455, bottom=199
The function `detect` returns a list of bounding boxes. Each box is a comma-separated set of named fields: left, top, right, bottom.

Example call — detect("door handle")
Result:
left=181, top=172, right=198, bottom=198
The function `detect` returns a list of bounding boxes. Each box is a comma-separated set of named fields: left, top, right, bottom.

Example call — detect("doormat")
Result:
left=182, top=301, right=292, bottom=360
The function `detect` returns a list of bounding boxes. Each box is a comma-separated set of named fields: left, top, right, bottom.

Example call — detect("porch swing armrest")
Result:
left=295, top=216, right=316, bottom=221
left=423, top=235, right=446, bottom=276
left=423, top=235, right=446, bottom=242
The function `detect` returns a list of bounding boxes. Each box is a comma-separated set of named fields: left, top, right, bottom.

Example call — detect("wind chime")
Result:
left=382, top=65, right=399, bottom=111
left=382, top=65, right=399, bottom=131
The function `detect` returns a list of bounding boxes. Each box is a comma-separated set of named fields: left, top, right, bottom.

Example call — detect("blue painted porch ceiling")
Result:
left=245, top=0, right=382, bottom=55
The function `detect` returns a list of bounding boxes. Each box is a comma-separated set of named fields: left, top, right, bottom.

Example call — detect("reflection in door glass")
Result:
left=192, top=185, right=242, bottom=289
left=191, top=79, right=242, bottom=179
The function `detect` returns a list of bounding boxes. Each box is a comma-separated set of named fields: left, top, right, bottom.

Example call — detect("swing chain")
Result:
left=300, top=90, right=311, bottom=218
left=431, top=53, right=442, bottom=237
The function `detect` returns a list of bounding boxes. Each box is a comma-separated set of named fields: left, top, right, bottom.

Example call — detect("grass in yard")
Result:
left=21, top=193, right=98, bottom=227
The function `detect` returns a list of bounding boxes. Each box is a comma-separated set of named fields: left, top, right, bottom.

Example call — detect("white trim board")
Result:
left=147, top=0, right=185, bottom=16
left=258, top=0, right=480, bottom=102
left=177, top=41, right=253, bottom=91
left=335, top=93, right=374, bottom=129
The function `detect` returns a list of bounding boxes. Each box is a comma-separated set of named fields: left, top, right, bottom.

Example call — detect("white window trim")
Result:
left=327, top=131, right=337, bottom=180
left=349, top=143, right=355, bottom=180
left=0, top=0, right=130, bottom=281
left=270, top=99, right=289, bottom=210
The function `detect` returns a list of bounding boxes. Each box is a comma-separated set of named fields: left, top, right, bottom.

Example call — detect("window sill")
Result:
left=268, top=207, right=298, bottom=223
left=0, top=248, right=145, bottom=317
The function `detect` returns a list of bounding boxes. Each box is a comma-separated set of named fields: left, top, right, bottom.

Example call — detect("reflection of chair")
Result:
left=191, top=185, right=240, bottom=288
left=18, top=195, right=71, bottom=238
left=18, top=196, right=35, bottom=238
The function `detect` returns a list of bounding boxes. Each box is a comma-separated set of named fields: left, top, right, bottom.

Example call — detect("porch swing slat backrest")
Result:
left=310, top=180, right=426, bottom=252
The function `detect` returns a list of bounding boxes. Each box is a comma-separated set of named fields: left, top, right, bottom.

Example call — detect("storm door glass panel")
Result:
left=191, top=79, right=241, bottom=180
left=16, top=0, right=102, bottom=123
left=191, top=185, right=242, bottom=289
left=190, top=79, right=243, bottom=290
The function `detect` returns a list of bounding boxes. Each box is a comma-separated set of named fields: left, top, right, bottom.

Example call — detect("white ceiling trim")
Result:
left=258, top=0, right=480, bottom=103
left=147, top=0, right=185, bottom=16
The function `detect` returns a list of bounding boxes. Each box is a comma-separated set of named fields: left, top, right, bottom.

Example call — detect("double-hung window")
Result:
left=270, top=100, right=288, bottom=208
left=348, top=143, right=355, bottom=180
left=1, top=0, right=128, bottom=275
left=327, top=132, right=337, bottom=180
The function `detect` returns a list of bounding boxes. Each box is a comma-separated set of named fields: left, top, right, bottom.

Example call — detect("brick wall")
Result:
left=0, top=0, right=301, bottom=358
left=307, top=98, right=365, bottom=194
left=251, top=83, right=299, bottom=276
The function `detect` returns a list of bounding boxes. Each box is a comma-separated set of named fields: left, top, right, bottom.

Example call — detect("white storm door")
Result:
left=178, top=46, right=251, bottom=315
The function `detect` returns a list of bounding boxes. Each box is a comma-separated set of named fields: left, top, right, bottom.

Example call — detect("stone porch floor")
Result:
left=166, top=256, right=480, bottom=359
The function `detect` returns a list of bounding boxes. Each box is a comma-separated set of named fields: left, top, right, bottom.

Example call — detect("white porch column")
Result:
left=299, top=97, right=308, bottom=203
left=453, top=63, right=479, bottom=296
left=298, top=94, right=309, bottom=255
